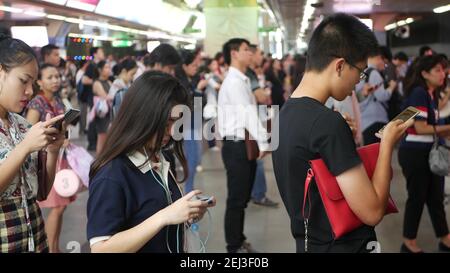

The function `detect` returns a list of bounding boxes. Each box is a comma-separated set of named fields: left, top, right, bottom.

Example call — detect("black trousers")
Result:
left=362, top=122, right=385, bottom=146
left=221, top=140, right=257, bottom=252
left=296, top=236, right=377, bottom=253
left=398, top=147, right=449, bottom=239
left=87, top=121, right=97, bottom=150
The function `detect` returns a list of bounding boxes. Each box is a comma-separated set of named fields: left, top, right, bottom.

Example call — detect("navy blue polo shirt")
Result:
left=86, top=151, right=184, bottom=253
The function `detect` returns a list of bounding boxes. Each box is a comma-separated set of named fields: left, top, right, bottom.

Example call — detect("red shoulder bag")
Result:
left=302, top=143, right=398, bottom=251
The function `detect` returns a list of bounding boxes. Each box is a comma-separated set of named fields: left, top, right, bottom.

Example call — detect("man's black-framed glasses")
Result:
left=331, top=55, right=368, bottom=81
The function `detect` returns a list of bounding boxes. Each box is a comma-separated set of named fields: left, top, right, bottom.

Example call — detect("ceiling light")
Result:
left=24, top=10, right=47, bottom=17
left=433, top=4, right=450, bottom=13
left=299, top=0, right=318, bottom=36
left=0, top=6, right=24, bottom=13
left=47, top=14, right=66, bottom=20
left=41, top=0, right=67, bottom=5
left=384, top=18, right=414, bottom=31
left=66, top=0, right=97, bottom=12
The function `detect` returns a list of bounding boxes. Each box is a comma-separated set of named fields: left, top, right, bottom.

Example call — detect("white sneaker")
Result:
left=210, top=146, right=220, bottom=152
left=196, top=165, right=203, bottom=172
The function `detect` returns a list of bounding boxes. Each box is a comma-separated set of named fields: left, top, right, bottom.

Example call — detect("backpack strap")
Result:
left=364, top=67, right=375, bottom=83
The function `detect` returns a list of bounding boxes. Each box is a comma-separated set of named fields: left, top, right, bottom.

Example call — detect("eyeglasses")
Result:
left=331, top=55, right=368, bottom=81
left=347, top=61, right=369, bottom=81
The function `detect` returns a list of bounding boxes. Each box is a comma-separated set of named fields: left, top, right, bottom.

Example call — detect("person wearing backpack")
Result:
left=356, top=48, right=397, bottom=145
left=110, top=59, right=138, bottom=119
left=380, top=47, right=404, bottom=121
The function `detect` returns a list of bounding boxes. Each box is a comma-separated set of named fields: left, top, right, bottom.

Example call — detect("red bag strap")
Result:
left=302, top=168, right=314, bottom=219
left=302, top=168, right=314, bottom=252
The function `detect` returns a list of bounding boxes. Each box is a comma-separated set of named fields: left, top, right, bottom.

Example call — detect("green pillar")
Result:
left=204, top=0, right=259, bottom=56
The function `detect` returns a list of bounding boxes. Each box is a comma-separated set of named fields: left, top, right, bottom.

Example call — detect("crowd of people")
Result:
left=0, top=12, right=449, bottom=253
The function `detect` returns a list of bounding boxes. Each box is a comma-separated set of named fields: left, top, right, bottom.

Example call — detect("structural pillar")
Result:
left=204, top=0, right=259, bottom=56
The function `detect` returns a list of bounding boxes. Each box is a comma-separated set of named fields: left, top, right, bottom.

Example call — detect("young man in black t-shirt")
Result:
left=272, top=13, right=413, bottom=253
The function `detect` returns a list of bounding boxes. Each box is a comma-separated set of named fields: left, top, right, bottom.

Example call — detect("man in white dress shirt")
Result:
left=218, top=38, right=270, bottom=253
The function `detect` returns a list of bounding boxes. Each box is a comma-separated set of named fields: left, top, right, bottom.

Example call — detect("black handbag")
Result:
left=36, top=151, right=50, bottom=201
left=244, top=130, right=259, bottom=161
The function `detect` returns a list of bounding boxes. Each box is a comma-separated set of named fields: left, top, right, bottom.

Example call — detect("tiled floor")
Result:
left=45, top=136, right=450, bottom=253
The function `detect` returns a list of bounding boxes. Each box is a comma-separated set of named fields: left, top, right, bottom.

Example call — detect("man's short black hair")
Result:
left=305, top=13, right=378, bottom=72
left=179, top=49, right=199, bottom=66
left=419, top=45, right=432, bottom=57
left=379, top=46, right=392, bottom=62
left=222, top=38, right=250, bottom=65
left=249, top=44, right=258, bottom=53
left=89, top=47, right=102, bottom=57
left=144, top=43, right=181, bottom=68
left=393, top=51, right=408, bottom=62
left=40, top=44, right=59, bottom=60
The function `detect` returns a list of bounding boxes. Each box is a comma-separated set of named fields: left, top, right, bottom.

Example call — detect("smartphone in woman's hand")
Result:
left=54, top=108, right=81, bottom=131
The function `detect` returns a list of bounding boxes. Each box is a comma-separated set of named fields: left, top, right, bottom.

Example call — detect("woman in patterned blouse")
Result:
left=25, top=63, right=75, bottom=253
left=0, top=35, right=65, bottom=252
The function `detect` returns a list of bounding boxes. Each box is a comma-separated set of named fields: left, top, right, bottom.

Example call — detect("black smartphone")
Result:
left=54, top=108, right=81, bottom=131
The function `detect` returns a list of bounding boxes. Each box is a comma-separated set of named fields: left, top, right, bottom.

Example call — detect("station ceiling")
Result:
left=266, top=0, right=450, bottom=42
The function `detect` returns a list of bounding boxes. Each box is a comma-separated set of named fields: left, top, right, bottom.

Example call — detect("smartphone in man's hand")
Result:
left=377, top=106, right=420, bottom=136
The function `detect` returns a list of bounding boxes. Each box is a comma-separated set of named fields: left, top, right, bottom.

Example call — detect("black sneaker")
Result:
left=237, top=241, right=259, bottom=253
left=253, top=197, right=279, bottom=207
left=400, top=243, right=424, bottom=253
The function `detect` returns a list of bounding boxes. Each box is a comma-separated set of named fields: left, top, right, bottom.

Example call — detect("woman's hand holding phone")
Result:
left=22, top=114, right=64, bottom=153
left=46, top=113, right=67, bottom=153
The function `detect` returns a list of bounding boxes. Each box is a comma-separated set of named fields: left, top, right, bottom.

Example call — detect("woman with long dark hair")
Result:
left=0, top=35, right=65, bottom=252
left=175, top=50, right=208, bottom=193
left=265, top=59, right=286, bottom=108
left=398, top=55, right=450, bottom=253
left=87, top=71, right=215, bottom=253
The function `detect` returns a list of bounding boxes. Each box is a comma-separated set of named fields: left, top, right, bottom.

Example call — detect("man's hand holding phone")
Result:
left=377, top=119, right=414, bottom=147
left=375, top=106, right=419, bottom=143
